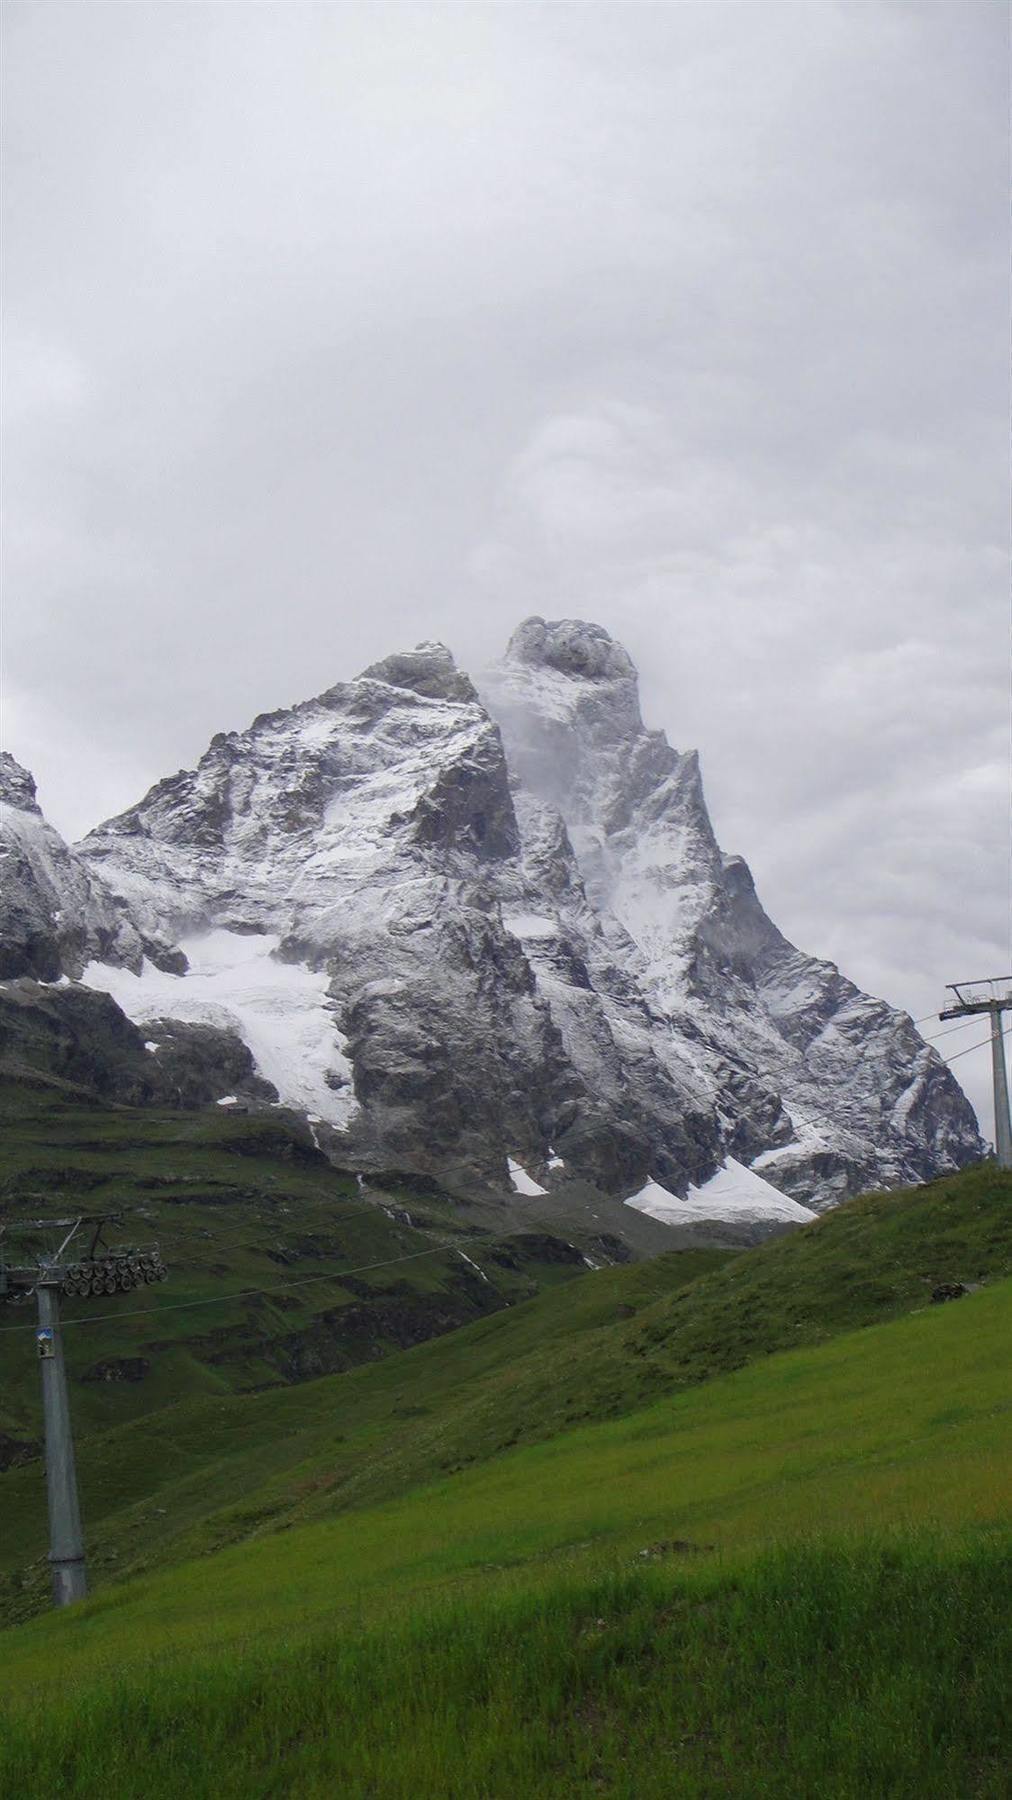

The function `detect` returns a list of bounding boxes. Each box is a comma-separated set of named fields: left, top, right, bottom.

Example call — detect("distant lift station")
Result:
left=940, top=977, right=1012, bottom=1171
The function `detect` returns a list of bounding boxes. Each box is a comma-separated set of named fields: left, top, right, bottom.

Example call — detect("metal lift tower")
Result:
left=0, top=1216, right=167, bottom=1608
left=940, top=977, right=1012, bottom=1171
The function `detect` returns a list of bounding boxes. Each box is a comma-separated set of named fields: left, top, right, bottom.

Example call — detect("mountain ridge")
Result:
left=0, top=620, right=983, bottom=1228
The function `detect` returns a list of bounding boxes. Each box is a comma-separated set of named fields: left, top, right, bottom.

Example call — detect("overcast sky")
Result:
left=2, top=2, right=1007, bottom=1133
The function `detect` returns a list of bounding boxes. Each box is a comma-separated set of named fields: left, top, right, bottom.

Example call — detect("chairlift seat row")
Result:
left=0, top=1247, right=167, bottom=1300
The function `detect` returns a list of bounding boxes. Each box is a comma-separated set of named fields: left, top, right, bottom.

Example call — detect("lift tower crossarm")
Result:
left=939, top=999, right=1009, bottom=1020
left=938, top=978, right=1012, bottom=1170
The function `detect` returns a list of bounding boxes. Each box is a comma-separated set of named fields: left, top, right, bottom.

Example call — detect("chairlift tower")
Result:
left=939, top=976, right=1012, bottom=1170
left=0, top=1215, right=168, bottom=1608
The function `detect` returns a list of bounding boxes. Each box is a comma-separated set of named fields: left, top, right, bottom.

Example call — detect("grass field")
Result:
left=2, top=1163, right=1008, bottom=1622
left=1, top=1540, right=1007, bottom=1799
left=0, top=1276, right=1008, bottom=1795
left=2, top=1155, right=1009, bottom=1794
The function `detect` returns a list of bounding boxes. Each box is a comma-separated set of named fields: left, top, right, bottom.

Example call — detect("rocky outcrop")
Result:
left=0, top=753, right=144, bottom=981
left=135, top=1019, right=278, bottom=1108
left=0, top=980, right=275, bottom=1109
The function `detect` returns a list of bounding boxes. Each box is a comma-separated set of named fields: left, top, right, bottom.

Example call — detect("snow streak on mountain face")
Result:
left=0, top=624, right=983, bottom=1227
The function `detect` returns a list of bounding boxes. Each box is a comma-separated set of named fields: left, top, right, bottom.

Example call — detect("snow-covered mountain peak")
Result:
left=78, top=641, right=520, bottom=950
left=483, top=618, right=718, bottom=949
left=491, top=616, right=645, bottom=749
left=0, top=620, right=983, bottom=1228
left=482, top=617, right=982, bottom=1201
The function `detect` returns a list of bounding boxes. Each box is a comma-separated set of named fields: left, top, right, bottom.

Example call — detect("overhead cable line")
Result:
left=917, top=1016, right=988, bottom=1047
left=0, top=1180, right=580, bottom=1335
left=6, top=1039, right=1005, bottom=1338
left=936, top=1027, right=1010, bottom=1066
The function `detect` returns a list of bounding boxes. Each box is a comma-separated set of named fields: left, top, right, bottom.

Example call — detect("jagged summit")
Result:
left=504, top=617, right=638, bottom=685
left=0, top=620, right=983, bottom=1227
left=0, top=752, right=43, bottom=816
left=358, top=641, right=478, bottom=705
left=492, top=616, right=645, bottom=750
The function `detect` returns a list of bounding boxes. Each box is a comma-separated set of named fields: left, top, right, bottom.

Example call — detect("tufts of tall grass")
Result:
left=2, top=1535, right=1008, bottom=1799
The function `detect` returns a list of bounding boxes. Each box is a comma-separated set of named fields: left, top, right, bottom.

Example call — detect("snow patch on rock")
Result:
left=502, top=912, right=557, bottom=941
left=508, top=1158, right=547, bottom=1197
left=626, top=1157, right=817, bottom=1230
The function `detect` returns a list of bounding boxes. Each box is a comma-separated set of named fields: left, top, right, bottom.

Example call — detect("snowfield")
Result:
left=81, top=929, right=359, bottom=1129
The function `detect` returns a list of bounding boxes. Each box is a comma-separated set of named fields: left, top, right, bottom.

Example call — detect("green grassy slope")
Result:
left=1, top=1545, right=1007, bottom=1800
left=1, top=1281, right=1009, bottom=1797
left=0, top=1076, right=630, bottom=1449
left=0, top=1247, right=729, bottom=1617
left=2, top=1163, right=1007, bottom=1622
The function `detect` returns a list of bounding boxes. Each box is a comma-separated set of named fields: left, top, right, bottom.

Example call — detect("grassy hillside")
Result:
left=0, top=1279, right=1008, bottom=1796
left=0, top=1246, right=729, bottom=1619
left=0, top=1074, right=648, bottom=1450
left=0, top=1158, right=1008, bottom=1794
left=2, top=1162, right=1007, bottom=1621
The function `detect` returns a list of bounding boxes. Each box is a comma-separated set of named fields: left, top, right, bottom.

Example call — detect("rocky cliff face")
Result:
left=482, top=619, right=981, bottom=1205
left=0, top=625, right=983, bottom=1223
left=0, top=752, right=144, bottom=981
